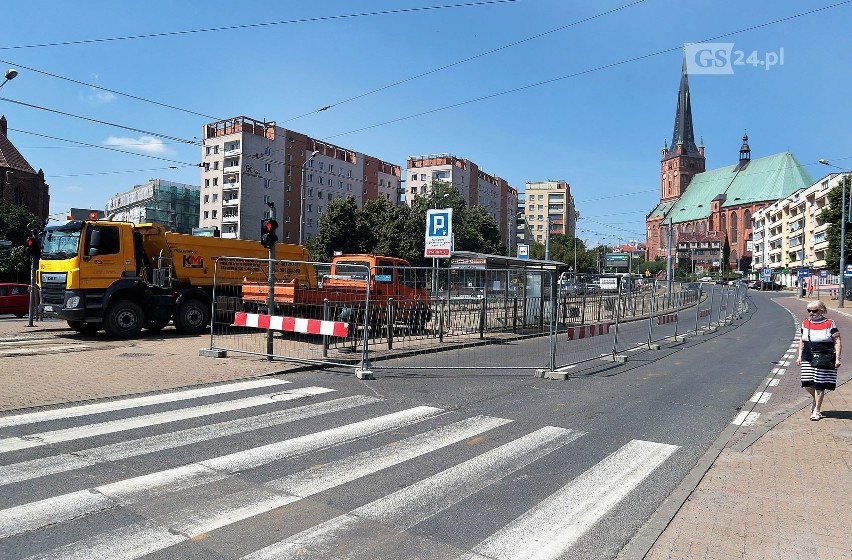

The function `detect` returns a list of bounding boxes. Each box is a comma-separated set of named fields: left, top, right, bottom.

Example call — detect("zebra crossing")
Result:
left=0, top=377, right=680, bottom=559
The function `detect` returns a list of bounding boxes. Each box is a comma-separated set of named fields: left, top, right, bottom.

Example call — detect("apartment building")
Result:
left=523, top=181, right=578, bottom=243
left=105, top=179, right=200, bottom=234
left=752, top=173, right=843, bottom=281
left=200, top=116, right=401, bottom=241
left=405, top=154, right=519, bottom=253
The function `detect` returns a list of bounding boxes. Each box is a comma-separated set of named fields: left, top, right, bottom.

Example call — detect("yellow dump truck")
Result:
left=37, top=220, right=312, bottom=338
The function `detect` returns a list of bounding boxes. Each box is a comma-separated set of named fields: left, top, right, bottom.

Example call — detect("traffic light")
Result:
left=24, top=237, right=40, bottom=258
left=260, top=219, right=278, bottom=249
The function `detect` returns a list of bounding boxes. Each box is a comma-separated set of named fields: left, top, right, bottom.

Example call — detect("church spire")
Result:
left=666, top=54, right=699, bottom=158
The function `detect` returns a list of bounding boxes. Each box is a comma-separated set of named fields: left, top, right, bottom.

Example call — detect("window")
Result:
left=286, top=200, right=291, bottom=208
left=205, top=147, right=211, bottom=156
left=265, top=147, right=271, bottom=156
left=328, top=164, right=334, bottom=173
left=420, top=174, right=426, bottom=181
left=263, top=195, right=271, bottom=204
left=213, top=178, right=218, bottom=186
left=287, top=154, right=293, bottom=161
left=307, top=204, right=313, bottom=213
left=203, top=195, right=209, bottom=203
left=212, top=194, right=218, bottom=202
left=264, top=179, right=271, bottom=188
left=85, top=225, right=121, bottom=256
left=265, top=163, right=271, bottom=172
left=319, top=161, right=324, bottom=170
left=285, top=216, right=291, bottom=223
left=308, top=174, right=313, bottom=183
left=309, top=159, right=314, bottom=168
left=318, top=191, right=323, bottom=199
left=213, top=161, right=219, bottom=170
left=286, top=185, right=291, bottom=192
left=319, top=177, right=324, bottom=185
left=212, top=210, right=217, bottom=219
left=263, top=210, right=270, bottom=219
left=203, top=211, right=209, bottom=219
left=328, top=193, right=333, bottom=201
left=318, top=206, right=323, bottom=214
left=308, top=188, right=314, bottom=197
left=204, top=179, right=209, bottom=187
left=213, top=146, right=219, bottom=154
left=287, top=168, right=292, bottom=177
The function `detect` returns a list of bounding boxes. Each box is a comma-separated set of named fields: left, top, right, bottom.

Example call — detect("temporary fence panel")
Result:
left=209, top=257, right=372, bottom=370
left=369, top=267, right=556, bottom=371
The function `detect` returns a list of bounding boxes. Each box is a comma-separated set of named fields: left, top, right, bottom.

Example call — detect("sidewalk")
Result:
left=0, top=317, right=294, bottom=412
left=639, top=295, right=852, bottom=560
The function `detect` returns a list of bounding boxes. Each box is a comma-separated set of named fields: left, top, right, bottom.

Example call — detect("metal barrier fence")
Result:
left=204, top=257, right=748, bottom=378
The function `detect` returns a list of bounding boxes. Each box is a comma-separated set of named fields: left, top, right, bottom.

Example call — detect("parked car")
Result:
left=0, top=283, right=32, bottom=317
left=698, top=276, right=713, bottom=282
left=753, top=281, right=784, bottom=291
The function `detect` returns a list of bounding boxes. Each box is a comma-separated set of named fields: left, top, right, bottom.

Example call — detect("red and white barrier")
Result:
left=656, top=314, right=678, bottom=325
left=233, top=312, right=349, bottom=338
left=566, top=323, right=611, bottom=341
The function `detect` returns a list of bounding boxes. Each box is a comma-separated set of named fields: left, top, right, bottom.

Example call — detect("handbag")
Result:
left=807, top=321, right=837, bottom=369
left=810, top=351, right=836, bottom=369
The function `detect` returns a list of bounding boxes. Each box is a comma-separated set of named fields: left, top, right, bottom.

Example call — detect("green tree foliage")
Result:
left=0, top=200, right=38, bottom=282
left=821, top=176, right=852, bottom=272
left=722, top=233, right=731, bottom=275
left=308, top=196, right=360, bottom=260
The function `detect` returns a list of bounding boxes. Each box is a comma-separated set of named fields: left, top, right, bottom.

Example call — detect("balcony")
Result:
left=222, top=181, right=240, bottom=192
left=223, top=165, right=241, bottom=174
left=222, top=198, right=239, bottom=207
left=221, top=214, right=239, bottom=224
left=224, top=148, right=241, bottom=158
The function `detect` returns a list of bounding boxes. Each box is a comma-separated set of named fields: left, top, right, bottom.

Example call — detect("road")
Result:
left=0, top=290, right=794, bottom=559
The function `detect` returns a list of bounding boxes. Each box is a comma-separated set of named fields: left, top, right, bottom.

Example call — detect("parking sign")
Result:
left=425, top=208, right=453, bottom=257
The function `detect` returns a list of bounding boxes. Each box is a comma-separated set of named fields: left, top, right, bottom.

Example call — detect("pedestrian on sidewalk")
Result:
left=807, top=283, right=814, bottom=298
left=796, top=300, right=841, bottom=420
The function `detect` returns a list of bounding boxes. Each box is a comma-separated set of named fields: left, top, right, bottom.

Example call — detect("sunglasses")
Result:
left=807, top=309, right=820, bottom=313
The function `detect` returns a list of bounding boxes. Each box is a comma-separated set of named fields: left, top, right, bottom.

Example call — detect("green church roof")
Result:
left=649, top=152, right=814, bottom=224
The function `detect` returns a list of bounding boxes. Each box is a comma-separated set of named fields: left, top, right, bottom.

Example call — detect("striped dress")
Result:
left=801, top=317, right=839, bottom=391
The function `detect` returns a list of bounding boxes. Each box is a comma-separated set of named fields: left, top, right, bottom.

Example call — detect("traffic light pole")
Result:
left=266, top=204, right=276, bottom=361
left=27, top=253, right=37, bottom=327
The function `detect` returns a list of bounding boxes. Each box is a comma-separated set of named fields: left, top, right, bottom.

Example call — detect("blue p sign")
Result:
left=429, top=213, right=449, bottom=236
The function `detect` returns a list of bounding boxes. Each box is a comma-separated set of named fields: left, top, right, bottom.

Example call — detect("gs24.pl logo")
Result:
left=684, top=43, right=784, bottom=74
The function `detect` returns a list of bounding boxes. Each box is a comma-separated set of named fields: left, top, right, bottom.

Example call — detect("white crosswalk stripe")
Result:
left=0, top=380, right=680, bottom=560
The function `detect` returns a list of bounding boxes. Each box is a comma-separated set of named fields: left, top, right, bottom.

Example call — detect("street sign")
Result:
left=797, top=269, right=810, bottom=279
left=425, top=208, right=453, bottom=257
left=820, top=270, right=828, bottom=278
left=604, top=253, right=629, bottom=269
left=517, top=244, right=529, bottom=260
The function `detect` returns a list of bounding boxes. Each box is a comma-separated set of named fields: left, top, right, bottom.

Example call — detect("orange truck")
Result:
left=241, top=254, right=432, bottom=332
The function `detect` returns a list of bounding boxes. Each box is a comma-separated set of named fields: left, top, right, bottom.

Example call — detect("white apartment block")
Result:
left=752, top=173, right=843, bottom=277
left=405, top=154, right=519, bottom=252
left=523, top=181, right=578, bottom=243
left=200, top=116, right=401, bottom=241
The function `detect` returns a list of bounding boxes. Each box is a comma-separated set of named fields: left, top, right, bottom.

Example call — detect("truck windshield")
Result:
left=41, top=225, right=83, bottom=260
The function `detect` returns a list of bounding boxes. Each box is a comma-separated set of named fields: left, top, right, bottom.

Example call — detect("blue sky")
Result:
left=2, top=0, right=851, bottom=247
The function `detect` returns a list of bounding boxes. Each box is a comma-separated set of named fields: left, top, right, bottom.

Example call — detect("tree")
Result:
left=0, top=200, right=38, bottom=282
left=722, top=233, right=731, bottom=276
left=308, top=197, right=360, bottom=261
left=821, top=176, right=852, bottom=272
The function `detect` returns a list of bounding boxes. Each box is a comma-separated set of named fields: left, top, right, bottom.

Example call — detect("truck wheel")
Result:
left=175, top=299, right=210, bottom=335
left=103, top=301, right=144, bottom=338
left=67, top=320, right=100, bottom=335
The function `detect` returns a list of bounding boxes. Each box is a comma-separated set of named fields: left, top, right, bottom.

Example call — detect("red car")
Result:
left=0, top=283, right=33, bottom=317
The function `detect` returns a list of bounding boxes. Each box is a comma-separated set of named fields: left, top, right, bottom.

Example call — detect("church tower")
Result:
left=660, top=56, right=706, bottom=202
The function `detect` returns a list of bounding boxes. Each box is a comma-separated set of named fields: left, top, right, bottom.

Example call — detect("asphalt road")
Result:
left=0, top=290, right=793, bottom=559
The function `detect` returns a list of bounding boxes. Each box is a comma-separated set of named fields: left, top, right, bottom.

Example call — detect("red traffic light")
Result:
left=264, top=219, right=278, bottom=233
left=261, top=219, right=279, bottom=248
left=24, top=237, right=40, bottom=258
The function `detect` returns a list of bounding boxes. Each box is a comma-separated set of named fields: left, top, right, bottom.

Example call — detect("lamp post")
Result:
left=544, top=216, right=552, bottom=261
left=0, top=69, right=17, bottom=89
left=299, top=150, right=320, bottom=245
left=819, top=159, right=849, bottom=307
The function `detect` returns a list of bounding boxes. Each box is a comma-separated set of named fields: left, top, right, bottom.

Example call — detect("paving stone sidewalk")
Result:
left=0, top=317, right=291, bottom=412
left=640, top=295, right=852, bottom=560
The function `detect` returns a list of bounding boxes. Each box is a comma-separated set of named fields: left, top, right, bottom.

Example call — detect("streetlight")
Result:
left=299, top=150, right=320, bottom=245
left=819, top=159, right=849, bottom=307
left=0, top=69, right=17, bottom=89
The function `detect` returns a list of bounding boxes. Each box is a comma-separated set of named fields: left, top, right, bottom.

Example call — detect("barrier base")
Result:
left=600, top=354, right=628, bottom=363
left=355, top=368, right=375, bottom=380
left=649, top=343, right=662, bottom=350
left=535, top=369, right=569, bottom=380
left=199, top=348, right=227, bottom=358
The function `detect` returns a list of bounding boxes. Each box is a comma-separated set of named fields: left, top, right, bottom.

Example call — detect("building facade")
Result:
left=105, top=179, right=200, bottom=234
left=405, top=154, right=519, bottom=253
left=752, top=173, right=843, bottom=284
left=0, top=116, right=49, bottom=224
left=200, top=116, right=401, bottom=241
left=646, top=61, right=813, bottom=272
left=524, top=181, right=578, bottom=243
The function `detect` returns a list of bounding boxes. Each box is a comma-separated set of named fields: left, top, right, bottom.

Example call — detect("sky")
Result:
left=1, top=0, right=851, bottom=248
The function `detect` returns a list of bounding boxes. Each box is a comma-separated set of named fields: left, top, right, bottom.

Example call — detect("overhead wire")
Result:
left=48, top=165, right=192, bottom=178
left=0, top=0, right=519, bottom=50
left=324, top=0, right=852, bottom=139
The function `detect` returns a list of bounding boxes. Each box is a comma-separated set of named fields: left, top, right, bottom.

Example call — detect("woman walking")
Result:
left=796, top=300, right=841, bottom=420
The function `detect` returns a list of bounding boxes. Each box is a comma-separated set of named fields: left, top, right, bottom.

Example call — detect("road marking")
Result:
left=0, top=378, right=292, bottom=428
left=767, top=379, right=779, bottom=386
left=0, top=406, right=446, bottom=538
left=0, top=394, right=377, bottom=486
left=465, top=439, right=678, bottom=560
left=247, top=426, right=584, bottom=559
left=0, top=386, right=332, bottom=454
left=750, top=392, right=771, bottom=404
left=20, top=415, right=510, bottom=558
left=732, top=411, right=761, bottom=426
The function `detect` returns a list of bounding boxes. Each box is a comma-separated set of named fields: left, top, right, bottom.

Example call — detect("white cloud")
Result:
left=83, top=89, right=117, bottom=104
left=103, top=136, right=169, bottom=154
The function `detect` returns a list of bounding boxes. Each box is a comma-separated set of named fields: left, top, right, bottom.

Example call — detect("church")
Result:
left=645, top=59, right=813, bottom=273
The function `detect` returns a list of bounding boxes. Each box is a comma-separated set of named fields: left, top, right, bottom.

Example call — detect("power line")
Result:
left=0, top=1, right=519, bottom=50
left=283, top=0, right=646, bottom=122
left=325, top=0, right=852, bottom=139
left=48, top=165, right=195, bottom=178
left=0, top=96, right=199, bottom=145
left=0, top=58, right=220, bottom=120
left=9, top=128, right=200, bottom=166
